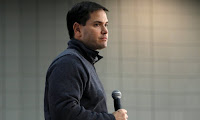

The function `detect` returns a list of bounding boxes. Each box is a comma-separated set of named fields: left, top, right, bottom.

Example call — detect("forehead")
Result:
left=88, top=10, right=108, bottom=22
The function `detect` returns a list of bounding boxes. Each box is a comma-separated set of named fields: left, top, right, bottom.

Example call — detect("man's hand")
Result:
left=113, top=109, right=128, bottom=120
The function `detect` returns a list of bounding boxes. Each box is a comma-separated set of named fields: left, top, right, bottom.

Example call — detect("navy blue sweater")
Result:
left=44, top=39, right=115, bottom=120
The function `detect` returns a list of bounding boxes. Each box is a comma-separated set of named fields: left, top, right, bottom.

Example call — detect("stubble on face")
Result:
left=80, top=10, right=108, bottom=50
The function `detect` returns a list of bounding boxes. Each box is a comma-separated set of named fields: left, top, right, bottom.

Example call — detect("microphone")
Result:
left=112, top=90, right=122, bottom=111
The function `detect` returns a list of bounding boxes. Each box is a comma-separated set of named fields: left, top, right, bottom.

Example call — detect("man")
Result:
left=44, top=1, right=128, bottom=120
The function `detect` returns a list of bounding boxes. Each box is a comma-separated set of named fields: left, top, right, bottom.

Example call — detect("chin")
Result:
left=98, top=45, right=107, bottom=50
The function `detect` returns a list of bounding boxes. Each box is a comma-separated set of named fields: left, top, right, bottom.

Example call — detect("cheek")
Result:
left=83, top=27, right=101, bottom=40
left=89, top=29, right=99, bottom=38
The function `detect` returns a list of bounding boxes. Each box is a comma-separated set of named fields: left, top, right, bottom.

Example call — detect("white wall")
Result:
left=0, top=0, right=200, bottom=120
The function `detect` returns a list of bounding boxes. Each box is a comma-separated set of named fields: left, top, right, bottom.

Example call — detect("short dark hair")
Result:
left=66, top=1, right=109, bottom=39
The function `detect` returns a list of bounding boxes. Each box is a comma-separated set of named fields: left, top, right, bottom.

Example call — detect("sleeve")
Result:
left=46, top=55, right=115, bottom=120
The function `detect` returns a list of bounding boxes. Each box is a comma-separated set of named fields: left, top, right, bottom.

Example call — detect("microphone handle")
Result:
left=114, top=98, right=121, bottom=111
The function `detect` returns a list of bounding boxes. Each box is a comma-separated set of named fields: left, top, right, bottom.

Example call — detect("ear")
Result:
left=73, top=22, right=82, bottom=38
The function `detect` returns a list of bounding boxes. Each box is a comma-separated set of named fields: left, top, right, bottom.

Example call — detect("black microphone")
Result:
left=112, top=90, right=122, bottom=111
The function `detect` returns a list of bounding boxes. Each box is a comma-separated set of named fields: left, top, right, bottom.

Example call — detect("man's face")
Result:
left=79, top=9, right=108, bottom=50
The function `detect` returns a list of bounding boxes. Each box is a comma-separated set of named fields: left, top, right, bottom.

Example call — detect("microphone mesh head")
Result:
left=112, top=90, right=122, bottom=99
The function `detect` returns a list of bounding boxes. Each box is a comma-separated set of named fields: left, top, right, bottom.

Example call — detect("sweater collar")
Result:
left=67, top=38, right=103, bottom=64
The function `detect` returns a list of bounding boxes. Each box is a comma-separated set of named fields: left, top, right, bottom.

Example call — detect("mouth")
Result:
left=100, top=37, right=108, bottom=41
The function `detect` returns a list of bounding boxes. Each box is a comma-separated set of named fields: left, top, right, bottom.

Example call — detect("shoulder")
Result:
left=47, top=49, right=89, bottom=76
left=50, top=49, right=82, bottom=67
left=46, top=53, right=88, bottom=79
left=52, top=54, right=83, bottom=70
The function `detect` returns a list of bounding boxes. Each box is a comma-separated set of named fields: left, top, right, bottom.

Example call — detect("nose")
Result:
left=101, top=26, right=108, bottom=34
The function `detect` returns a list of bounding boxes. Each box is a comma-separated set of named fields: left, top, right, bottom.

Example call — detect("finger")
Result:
left=117, top=109, right=126, bottom=112
left=126, top=114, right=128, bottom=119
left=120, top=109, right=127, bottom=113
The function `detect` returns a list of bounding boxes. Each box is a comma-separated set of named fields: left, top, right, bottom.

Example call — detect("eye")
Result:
left=105, top=23, right=108, bottom=27
left=94, top=23, right=100, bottom=27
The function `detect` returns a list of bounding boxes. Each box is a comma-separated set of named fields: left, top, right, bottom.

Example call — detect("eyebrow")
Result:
left=93, top=21, right=108, bottom=24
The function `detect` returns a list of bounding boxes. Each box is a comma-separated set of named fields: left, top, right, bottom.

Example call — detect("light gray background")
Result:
left=0, top=0, right=200, bottom=120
